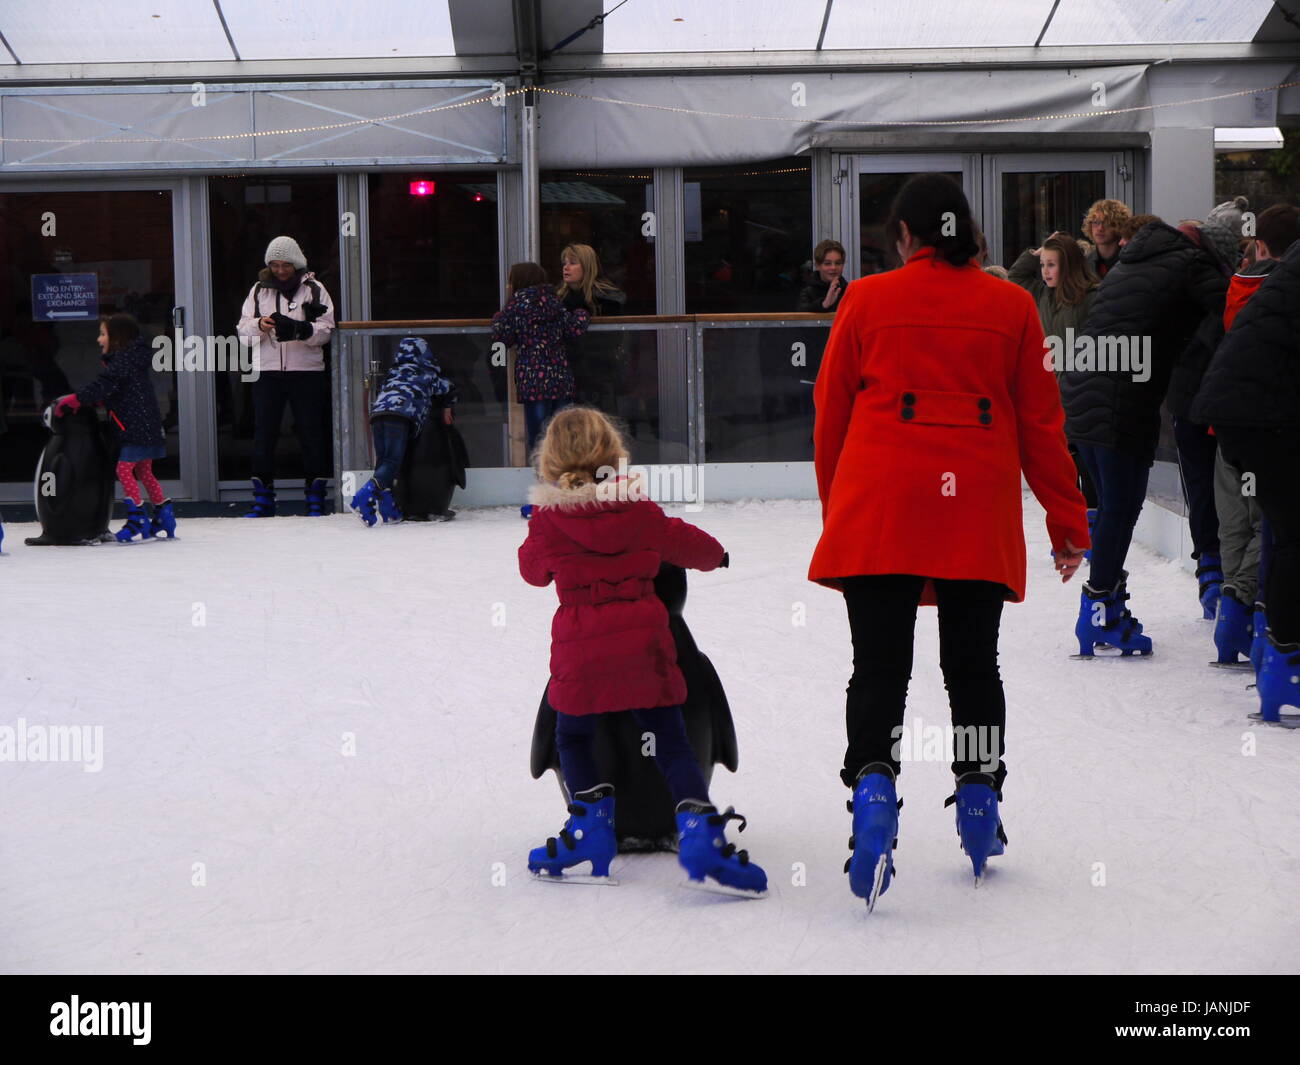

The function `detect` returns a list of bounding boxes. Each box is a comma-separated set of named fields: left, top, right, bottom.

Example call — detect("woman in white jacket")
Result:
left=236, top=235, right=336, bottom=516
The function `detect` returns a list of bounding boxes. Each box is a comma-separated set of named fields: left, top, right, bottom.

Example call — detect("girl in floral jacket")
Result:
left=490, top=262, right=589, bottom=456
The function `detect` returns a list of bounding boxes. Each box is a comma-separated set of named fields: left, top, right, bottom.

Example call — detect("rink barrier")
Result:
left=331, top=314, right=836, bottom=506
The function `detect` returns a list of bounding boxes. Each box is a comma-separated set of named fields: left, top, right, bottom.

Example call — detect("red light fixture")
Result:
left=409, top=180, right=436, bottom=197
left=473, top=193, right=484, bottom=203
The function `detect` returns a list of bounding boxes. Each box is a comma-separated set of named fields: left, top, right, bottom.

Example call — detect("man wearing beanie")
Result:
left=236, top=235, right=337, bottom=517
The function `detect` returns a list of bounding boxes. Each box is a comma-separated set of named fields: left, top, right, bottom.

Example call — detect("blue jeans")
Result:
left=371, top=416, right=411, bottom=489
left=1074, top=443, right=1150, bottom=592
left=523, top=399, right=570, bottom=456
left=555, top=706, right=710, bottom=806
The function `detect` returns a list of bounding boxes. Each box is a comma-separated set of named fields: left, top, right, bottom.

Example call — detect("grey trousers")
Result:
left=1214, top=447, right=1263, bottom=603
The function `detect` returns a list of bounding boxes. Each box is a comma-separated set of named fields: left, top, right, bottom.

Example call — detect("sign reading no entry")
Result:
left=31, top=273, right=99, bottom=321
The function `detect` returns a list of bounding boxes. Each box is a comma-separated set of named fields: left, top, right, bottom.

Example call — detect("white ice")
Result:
left=1, top=496, right=1297, bottom=974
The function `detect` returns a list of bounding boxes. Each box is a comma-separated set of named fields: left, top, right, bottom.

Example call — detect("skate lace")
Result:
left=708, top=807, right=751, bottom=865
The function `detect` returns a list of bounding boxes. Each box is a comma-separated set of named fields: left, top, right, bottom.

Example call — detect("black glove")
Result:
left=271, top=312, right=297, bottom=342
left=301, top=300, right=327, bottom=322
left=294, top=319, right=314, bottom=341
left=719, top=551, right=730, bottom=568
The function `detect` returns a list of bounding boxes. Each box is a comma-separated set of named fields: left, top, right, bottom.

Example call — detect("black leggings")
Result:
left=842, top=575, right=1008, bottom=790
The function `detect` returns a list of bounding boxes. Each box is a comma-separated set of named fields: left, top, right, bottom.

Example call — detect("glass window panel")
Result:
left=858, top=171, right=962, bottom=274
left=220, top=0, right=456, bottom=60
left=1044, top=0, right=1275, bottom=47
left=603, top=1, right=823, bottom=53
left=539, top=169, right=656, bottom=315
left=2, top=0, right=230, bottom=64
left=0, top=189, right=177, bottom=484
left=824, top=1, right=1042, bottom=49
left=570, top=326, right=663, bottom=465
left=1000, top=171, right=1106, bottom=264
left=364, top=331, right=508, bottom=469
left=368, top=172, right=500, bottom=321
left=208, top=175, right=340, bottom=484
left=684, top=159, right=811, bottom=314
left=701, top=325, right=827, bottom=463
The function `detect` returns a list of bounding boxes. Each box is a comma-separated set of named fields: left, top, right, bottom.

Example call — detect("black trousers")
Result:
left=1215, top=427, right=1300, bottom=644
left=1173, top=416, right=1221, bottom=559
left=251, top=370, right=331, bottom=486
left=842, top=575, right=1008, bottom=791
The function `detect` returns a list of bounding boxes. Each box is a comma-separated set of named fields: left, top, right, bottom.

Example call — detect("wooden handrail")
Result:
left=336, top=311, right=835, bottom=329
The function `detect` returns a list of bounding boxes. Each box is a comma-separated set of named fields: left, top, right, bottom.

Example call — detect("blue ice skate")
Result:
left=528, top=785, right=618, bottom=882
left=1211, top=588, right=1253, bottom=669
left=377, top=486, right=403, bottom=524
left=1073, top=576, right=1153, bottom=657
left=305, top=477, right=329, bottom=517
left=1252, top=634, right=1300, bottom=728
left=946, top=772, right=1007, bottom=884
left=114, top=500, right=153, bottom=543
left=1197, top=553, right=1223, bottom=620
left=243, top=477, right=276, bottom=518
left=1250, top=603, right=1268, bottom=675
left=676, top=801, right=767, bottom=896
left=149, top=498, right=178, bottom=539
left=845, top=763, right=900, bottom=911
left=348, top=478, right=379, bottom=527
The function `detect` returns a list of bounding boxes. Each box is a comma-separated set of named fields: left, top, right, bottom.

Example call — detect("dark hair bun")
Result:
left=886, top=174, right=981, bottom=267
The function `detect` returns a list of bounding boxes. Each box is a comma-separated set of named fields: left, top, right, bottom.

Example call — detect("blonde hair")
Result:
left=535, top=406, right=630, bottom=489
left=982, top=264, right=1009, bottom=280
left=557, top=243, right=621, bottom=315
left=1081, top=198, right=1132, bottom=238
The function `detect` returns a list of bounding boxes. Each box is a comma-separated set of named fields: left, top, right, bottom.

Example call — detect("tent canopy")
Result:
left=0, top=0, right=1287, bottom=67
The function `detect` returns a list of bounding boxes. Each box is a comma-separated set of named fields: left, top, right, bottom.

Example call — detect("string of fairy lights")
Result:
left=0, top=77, right=1297, bottom=147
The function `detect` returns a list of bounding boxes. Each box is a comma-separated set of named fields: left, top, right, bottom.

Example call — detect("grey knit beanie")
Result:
left=1206, top=196, right=1249, bottom=239
left=264, top=235, right=307, bottom=269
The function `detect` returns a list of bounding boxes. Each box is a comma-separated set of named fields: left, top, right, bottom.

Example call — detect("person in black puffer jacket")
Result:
left=1191, top=236, right=1300, bottom=714
left=1059, top=215, right=1227, bottom=653
left=1164, top=220, right=1241, bottom=617
left=53, top=312, right=176, bottom=542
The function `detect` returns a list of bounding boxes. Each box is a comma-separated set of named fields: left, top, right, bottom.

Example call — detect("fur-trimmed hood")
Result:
left=528, top=472, right=648, bottom=509
left=527, top=474, right=653, bottom=556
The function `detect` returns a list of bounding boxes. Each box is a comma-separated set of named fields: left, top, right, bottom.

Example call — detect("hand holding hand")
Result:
left=1054, top=538, right=1085, bottom=582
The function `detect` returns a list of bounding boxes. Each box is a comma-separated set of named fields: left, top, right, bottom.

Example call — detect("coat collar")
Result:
left=529, top=472, right=649, bottom=509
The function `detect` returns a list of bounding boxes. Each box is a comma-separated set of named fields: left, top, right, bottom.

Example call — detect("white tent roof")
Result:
left=0, top=0, right=1285, bottom=66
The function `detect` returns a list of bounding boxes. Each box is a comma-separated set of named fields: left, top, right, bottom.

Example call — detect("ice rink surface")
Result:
left=1, top=495, right=1297, bottom=974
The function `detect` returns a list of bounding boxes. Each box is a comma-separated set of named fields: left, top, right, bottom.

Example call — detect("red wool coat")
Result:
left=809, top=247, right=1090, bottom=603
left=519, top=478, right=726, bottom=715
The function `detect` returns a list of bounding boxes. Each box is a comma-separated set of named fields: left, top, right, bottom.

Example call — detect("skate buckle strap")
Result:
left=546, top=803, right=590, bottom=857
left=708, top=807, right=750, bottom=865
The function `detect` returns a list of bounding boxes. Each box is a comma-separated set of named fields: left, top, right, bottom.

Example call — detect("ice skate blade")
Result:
left=1247, top=712, right=1300, bottom=729
left=1208, top=659, right=1253, bottom=670
left=1070, top=647, right=1153, bottom=659
left=681, top=876, right=767, bottom=900
left=865, top=853, right=888, bottom=913
left=530, top=869, right=619, bottom=886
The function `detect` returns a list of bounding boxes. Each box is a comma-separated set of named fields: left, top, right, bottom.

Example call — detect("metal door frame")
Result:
left=0, top=175, right=199, bottom=502
left=832, top=153, right=982, bottom=279
left=981, top=151, right=1135, bottom=265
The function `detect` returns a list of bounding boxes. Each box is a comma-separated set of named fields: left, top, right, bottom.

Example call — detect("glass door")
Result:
left=0, top=181, right=193, bottom=502
left=983, top=152, right=1134, bottom=267
left=835, top=154, right=982, bottom=278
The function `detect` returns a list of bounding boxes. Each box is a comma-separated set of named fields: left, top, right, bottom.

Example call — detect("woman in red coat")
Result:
left=809, top=174, right=1089, bottom=905
left=518, top=407, right=766, bottom=893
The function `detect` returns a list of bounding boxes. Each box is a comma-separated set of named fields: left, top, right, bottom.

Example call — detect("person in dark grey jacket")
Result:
left=1059, top=215, right=1227, bottom=654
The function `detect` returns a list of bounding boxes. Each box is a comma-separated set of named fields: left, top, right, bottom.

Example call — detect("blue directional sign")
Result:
left=31, top=273, right=99, bottom=321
